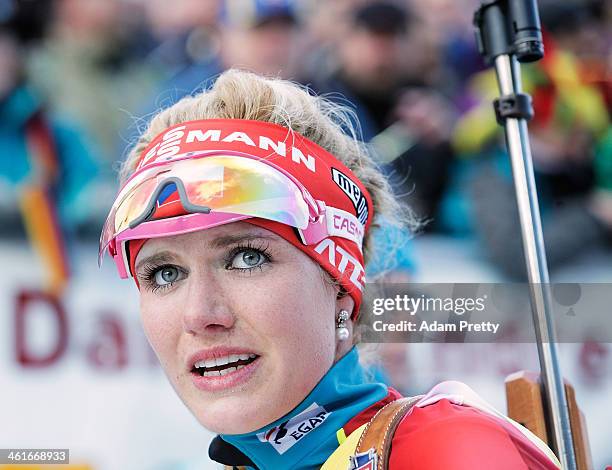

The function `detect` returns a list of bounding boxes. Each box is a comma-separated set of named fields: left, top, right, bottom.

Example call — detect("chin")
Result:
left=190, top=397, right=276, bottom=435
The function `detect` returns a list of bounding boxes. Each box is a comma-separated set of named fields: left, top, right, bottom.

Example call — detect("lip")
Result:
left=187, top=346, right=261, bottom=392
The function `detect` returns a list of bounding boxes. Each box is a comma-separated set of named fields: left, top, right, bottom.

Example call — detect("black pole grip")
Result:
left=508, top=0, right=544, bottom=62
left=474, top=2, right=509, bottom=64
left=474, top=0, right=544, bottom=64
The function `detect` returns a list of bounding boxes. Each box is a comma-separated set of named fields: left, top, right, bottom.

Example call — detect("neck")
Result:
left=217, top=347, right=387, bottom=470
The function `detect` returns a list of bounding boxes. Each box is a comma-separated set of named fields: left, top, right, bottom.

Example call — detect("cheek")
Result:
left=139, top=293, right=181, bottom=368
left=246, top=267, right=337, bottom=368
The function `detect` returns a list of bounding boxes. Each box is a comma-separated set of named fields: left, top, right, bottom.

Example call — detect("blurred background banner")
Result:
left=1, top=0, right=610, bottom=468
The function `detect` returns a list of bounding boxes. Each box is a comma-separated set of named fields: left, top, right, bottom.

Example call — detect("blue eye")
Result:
left=225, top=242, right=272, bottom=273
left=153, top=266, right=181, bottom=286
left=138, top=264, right=186, bottom=293
left=230, top=249, right=265, bottom=269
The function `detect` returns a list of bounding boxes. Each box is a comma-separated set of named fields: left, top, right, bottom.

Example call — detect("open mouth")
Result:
left=191, top=354, right=259, bottom=377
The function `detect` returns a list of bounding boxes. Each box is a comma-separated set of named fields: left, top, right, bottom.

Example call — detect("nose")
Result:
left=181, top=271, right=235, bottom=336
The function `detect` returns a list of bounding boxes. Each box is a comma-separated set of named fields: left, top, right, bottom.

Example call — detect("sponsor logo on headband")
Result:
left=326, top=207, right=365, bottom=248
left=314, top=238, right=365, bottom=290
left=331, top=168, right=369, bottom=225
left=139, top=125, right=316, bottom=173
left=257, top=403, right=330, bottom=455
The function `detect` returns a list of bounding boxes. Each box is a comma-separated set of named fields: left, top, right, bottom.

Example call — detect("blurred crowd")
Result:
left=1, top=0, right=611, bottom=285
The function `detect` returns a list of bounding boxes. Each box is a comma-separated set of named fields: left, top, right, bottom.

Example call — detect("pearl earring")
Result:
left=336, top=309, right=350, bottom=341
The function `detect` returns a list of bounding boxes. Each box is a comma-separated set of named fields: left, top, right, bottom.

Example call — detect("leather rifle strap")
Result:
left=353, top=396, right=422, bottom=470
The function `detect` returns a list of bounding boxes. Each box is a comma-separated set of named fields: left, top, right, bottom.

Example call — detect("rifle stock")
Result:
left=505, top=371, right=593, bottom=470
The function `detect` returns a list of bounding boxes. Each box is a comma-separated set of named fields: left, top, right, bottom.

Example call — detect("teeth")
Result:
left=202, top=370, right=222, bottom=377
left=194, top=359, right=216, bottom=369
left=205, top=358, right=217, bottom=368
left=215, top=356, right=231, bottom=367
left=200, top=364, right=247, bottom=377
left=219, top=366, right=237, bottom=376
left=194, top=354, right=257, bottom=370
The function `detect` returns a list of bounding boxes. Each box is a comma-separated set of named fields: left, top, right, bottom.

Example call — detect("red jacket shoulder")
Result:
left=388, top=398, right=558, bottom=470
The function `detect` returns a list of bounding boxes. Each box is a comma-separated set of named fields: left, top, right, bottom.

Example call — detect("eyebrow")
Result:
left=207, top=233, right=278, bottom=249
left=135, top=252, right=177, bottom=272
left=134, top=233, right=279, bottom=272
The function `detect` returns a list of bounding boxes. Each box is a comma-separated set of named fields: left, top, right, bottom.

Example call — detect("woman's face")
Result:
left=135, top=222, right=354, bottom=434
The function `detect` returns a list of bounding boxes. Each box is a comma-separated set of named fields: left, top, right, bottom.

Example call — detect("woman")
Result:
left=100, top=69, right=560, bottom=469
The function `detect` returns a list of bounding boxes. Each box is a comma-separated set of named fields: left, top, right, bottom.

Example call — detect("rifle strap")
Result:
left=352, top=395, right=422, bottom=470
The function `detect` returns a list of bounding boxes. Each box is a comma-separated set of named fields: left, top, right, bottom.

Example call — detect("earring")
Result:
left=336, top=309, right=350, bottom=341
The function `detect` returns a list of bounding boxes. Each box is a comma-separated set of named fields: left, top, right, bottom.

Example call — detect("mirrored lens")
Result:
left=99, top=154, right=312, bottom=257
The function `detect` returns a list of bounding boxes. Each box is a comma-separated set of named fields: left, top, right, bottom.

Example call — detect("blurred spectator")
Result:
left=299, top=0, right=361, bottom=50
left=144, top=0, right=221, bottom=76
left=27, top=0, right=161, bottom=163
left=308, top=1, right=420, bottom=138
left=137, top=0, right=302, bottom=117
left=446, top=1, right=612, bottom=278
left=218, top=0, right=301, bottom=79
left=537, top=0, right=612, bottom=109
left=0, top=0, right=100, bottom=292
left=306, top=1, right=458, bottom=226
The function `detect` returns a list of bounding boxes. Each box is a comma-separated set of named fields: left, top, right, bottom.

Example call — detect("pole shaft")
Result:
left=494, top=54, right=576, bottom=470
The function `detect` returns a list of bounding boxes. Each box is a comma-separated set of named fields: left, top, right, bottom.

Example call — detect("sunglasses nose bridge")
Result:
left=128, top=176, right=188, bottom=229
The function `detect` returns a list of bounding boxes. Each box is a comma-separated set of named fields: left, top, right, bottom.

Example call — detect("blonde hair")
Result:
left=122, top=68, right=417, bottom=267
